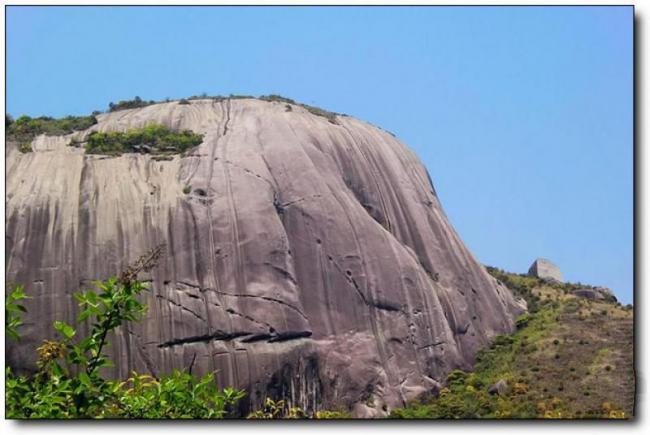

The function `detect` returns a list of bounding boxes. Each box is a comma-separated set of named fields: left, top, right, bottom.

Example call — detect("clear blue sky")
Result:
left=6, top=6, right=634, bottom=303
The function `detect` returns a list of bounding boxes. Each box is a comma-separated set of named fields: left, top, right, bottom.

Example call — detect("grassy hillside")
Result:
left=391, top=268, right=634, bottom=419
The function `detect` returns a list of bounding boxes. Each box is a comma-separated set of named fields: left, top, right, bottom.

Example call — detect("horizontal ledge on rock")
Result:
left=157, top=330, right=250, bottom=348
left=157, top=330, right=313, bottom=348
left=267, top=330, right=313, bottom=343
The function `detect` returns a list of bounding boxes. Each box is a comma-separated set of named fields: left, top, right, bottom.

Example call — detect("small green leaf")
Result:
left=74, top=292, right=86, bottom=304
left=86, top=290, right=98, bottom=305
left=78, top=372, right=92, bottom=388
left=53, top=321, right=76, bottom=339
left=77, top=309, right=92, bottom=322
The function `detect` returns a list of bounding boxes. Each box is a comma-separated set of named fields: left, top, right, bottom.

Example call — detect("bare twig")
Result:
left=118, top=245, right=166, bottom=285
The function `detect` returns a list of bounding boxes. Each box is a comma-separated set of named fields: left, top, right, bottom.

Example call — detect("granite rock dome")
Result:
left=5, top=98, right=525, bottom=416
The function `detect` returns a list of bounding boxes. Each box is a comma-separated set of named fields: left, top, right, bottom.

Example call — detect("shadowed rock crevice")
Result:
left=372, top=299, right=404, bottom=313
left=268, top=331, right=313, bottom=343
left=158, top=329, right=312, bottom=348
left=205, top=289, right=309, bottom=321
left=155, top=293, right=205, bottom=321
left=158, top=330, right=251, bottom=348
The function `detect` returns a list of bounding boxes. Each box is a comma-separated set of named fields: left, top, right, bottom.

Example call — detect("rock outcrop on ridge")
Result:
left=527, top=258, right=564, bottom=282
left=5, top=97, right=525, bottom=416
left=572, top=286, right=617, bottom=303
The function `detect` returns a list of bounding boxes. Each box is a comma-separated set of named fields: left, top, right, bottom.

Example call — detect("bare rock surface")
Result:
left=5, top=98, right=524, bottom=415
left=527, top=258, right=563, bottom=282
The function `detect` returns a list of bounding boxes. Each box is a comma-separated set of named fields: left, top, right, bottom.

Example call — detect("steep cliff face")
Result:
left=5, top=98, right=524, bottom=416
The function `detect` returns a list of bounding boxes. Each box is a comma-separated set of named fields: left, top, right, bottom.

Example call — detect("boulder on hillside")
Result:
left=488, top=379, right=508, bottom=396
left=572, top=286, right=617, bottom=303
left=528, top=258, right=563, bottom=282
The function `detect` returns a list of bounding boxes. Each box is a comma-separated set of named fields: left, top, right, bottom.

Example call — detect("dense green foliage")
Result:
left=248, top=398, right=306, bottom=419
left=6, top=114, right=98, bottom=143
left=110, top=371, right=245, bottom=419
left=108, top=96, right=156, bottom=112
left=247, top=398, right=351, bottom=419
left=84, top=123, right=203, bottom=156
left=5, top=247, right=245, bottom=419
left=486, top=266, right=543, bottom=312
left=390, top=269, right=632, bottom=419
left=259, top=94, right=297, bottom=105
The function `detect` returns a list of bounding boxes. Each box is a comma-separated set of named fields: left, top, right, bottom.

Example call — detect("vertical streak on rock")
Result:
left=200, top=99, right=230, bottom=376
left=215, top=99, right=242, bottom=384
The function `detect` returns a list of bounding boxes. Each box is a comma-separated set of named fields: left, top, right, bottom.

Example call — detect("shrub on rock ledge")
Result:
left=84, top=124, right=203, bottom=156
left=7, top=115, right=98, bottom=143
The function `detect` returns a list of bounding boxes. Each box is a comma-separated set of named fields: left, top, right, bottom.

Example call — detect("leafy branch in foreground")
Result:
left=6, top=284, right=30, bottom=342
left=5, top=245, right=245, bottom=419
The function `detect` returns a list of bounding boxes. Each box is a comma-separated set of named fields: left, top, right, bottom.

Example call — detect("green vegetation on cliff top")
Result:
left=105, top=94, right=341, bottom=124
left=7, top=94, right=343, bottom=156
left=6, top=114, right=98, bottom=143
